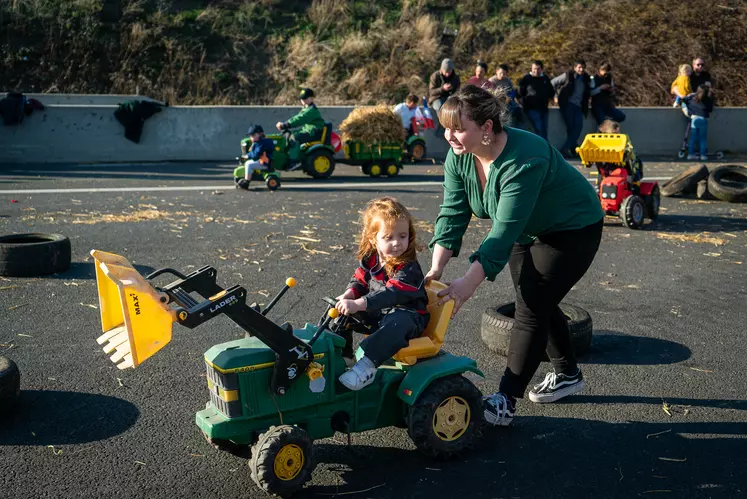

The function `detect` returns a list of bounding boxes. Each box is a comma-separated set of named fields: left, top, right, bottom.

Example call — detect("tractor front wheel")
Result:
left=250, top=425, right=315, bottom=497
left=620, top=195, right=646, bottom=229
left=407, top=375, right=483, bottom=459
left=407, top=140, right=426, bottom=162
left=265, top=176, right=281, bottom=191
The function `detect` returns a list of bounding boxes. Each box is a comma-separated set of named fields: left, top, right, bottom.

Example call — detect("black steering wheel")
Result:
left=321, top=296, right=367, bottom=328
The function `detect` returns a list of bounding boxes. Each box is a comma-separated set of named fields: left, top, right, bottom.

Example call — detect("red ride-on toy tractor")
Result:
left=577, top=134, right=660, bottom=230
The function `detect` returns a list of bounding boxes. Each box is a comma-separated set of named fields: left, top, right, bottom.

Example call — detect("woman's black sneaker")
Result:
left=529, top=370, right=585, bottom=403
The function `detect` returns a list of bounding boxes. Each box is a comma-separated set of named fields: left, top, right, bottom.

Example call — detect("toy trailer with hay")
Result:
left=343, top=140, right=405, bottom=177
left=338, top=105, right=408, bottom=178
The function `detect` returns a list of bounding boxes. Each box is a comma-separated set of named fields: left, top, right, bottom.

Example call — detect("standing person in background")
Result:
left=490, top=63, right=524, bottom=129
left=518, top=60, right=554, bottom=140
left=467, top=60, right=495, bottom=90
left=690, top=57, right=713, bottom=90
left=590, top=62, right=626, bottom=126
left=552, top=60, right=591, bottom=159
left=428, top=58, right=461, bottom=113
left=682, top=84, right=715, bottom=161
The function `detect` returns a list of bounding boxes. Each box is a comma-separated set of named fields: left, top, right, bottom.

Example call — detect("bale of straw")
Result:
left=339, top=105, right=405, bottom=144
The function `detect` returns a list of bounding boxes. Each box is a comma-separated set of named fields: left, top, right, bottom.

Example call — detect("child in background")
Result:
left=671, top=64, right=692, bottom=107
left=682, top=84, right=714, bottom=160
left=335, top=197, right=430, bottom=391
left=237, top=124, right=274, bottom=189
left=393, top=94, right=425, bottom=138
left=596, top=119, right=643, bottom=183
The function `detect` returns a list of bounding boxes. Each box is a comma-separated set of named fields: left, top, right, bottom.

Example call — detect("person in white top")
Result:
left=393, top=94, right=424, bottom=138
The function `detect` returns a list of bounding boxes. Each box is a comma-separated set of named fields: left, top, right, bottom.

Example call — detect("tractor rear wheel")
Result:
left=407, top=140, right=426, bottom=162
left=620, top=195, right=645, bottom=229
left=250, top=425, right=315, bottom=497
left=645, top=185, right=660, bottom=220
left=304, top=150, right=335, bottom=179
left=407, top=375, right=483, bottom=459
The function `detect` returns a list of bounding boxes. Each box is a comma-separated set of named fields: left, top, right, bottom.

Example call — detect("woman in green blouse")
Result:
left=426, top=85, right=604, bottom=427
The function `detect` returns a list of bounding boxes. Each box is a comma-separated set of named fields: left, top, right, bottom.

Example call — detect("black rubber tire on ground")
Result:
left=660, top=164, right=709, bottom=197
left=360, top=163, right=372, bottom=176
left=645, top=185, right=661, bottom=221
left=0, top=233, right=71, bottom=277
left=707, top=165, right=747, bottom=203
left=368, top=162, right=384, bottom=178
left=304, top=149, right=335, bottom=179
left=250, top=425, right=315, bottom=497
left=0, top=356, right=21, bottom=417
left=481, top=302, right=593, bottom=360
left=620, top=195, right=646, bottom=229
left=407, top=375, right=483, bottom=459
left=265, top=176, right=281, bottom=191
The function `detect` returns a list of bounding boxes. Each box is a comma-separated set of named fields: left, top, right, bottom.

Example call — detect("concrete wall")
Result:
left=1, top=103, right=745, bottom=164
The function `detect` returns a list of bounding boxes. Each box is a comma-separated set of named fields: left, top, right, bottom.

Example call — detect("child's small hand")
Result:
left=335, top=289, right=356, bottom=301
left=336, top=298, right=365, bottom=316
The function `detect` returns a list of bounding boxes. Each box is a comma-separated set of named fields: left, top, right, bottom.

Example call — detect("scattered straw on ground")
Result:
left=339, top=105, right=404, bottom=144
left=71, top=209, right=192, bottom=224
left=655, top=232, right=728, bottom=246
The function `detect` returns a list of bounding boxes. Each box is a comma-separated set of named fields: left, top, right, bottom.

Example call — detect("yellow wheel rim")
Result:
left=274, top=444, right=304, bottom=481
left=313, top=156, right=331, bottom=174
left=432, top=396, right=470, bottom=442
left=412, top=144, right=425, bottom=160
left=370, top=164, right=381, bottom=176
left=387, top=164, right=399, bottom=175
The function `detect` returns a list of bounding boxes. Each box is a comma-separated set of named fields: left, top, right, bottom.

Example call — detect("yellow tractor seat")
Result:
left=392, top=280, right=454, bottom=365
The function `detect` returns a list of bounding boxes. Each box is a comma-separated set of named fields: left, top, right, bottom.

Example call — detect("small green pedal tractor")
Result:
left=91, top=250, right=485, bottom=497
left=234, top=124, right=340, bottom=191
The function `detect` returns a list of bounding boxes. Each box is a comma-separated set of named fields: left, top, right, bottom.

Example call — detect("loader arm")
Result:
left=91, top=250, right=312, bottom=396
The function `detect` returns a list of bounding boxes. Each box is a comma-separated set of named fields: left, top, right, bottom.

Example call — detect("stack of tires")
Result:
left=662, top=164, right=747, bottom=202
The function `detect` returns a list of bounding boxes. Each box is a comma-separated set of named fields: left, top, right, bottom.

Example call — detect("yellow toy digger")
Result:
left=90, top=250, right=485, bottom=497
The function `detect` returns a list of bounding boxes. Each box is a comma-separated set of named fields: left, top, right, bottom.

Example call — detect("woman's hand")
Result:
left=424, top=267, right=443, bottom=284
left=436, top=277, right=480, bottom=317
left=336, top=298, right=366, bottom=316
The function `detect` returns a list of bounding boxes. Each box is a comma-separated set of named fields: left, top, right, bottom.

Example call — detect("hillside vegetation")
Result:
left=1, top=0, right=745, bottom=106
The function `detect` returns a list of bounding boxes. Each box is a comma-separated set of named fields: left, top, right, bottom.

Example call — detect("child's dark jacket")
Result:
left=347, top=253, right=429, bottom=315
left=246, top=137, right=275, bottom=164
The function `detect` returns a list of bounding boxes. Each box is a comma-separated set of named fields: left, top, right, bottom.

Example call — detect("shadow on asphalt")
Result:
left=650, top=214, right=747, bottom=232
left=48, top=262, right=155, bottom=280
left=0, top=390, right=139, bottom=445
left=307, top=414, right=747, bottom=498
left=582, top=331, right=691, bottom=365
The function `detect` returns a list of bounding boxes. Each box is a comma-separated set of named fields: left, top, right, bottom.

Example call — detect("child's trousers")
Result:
left=688, top=116, right=709, bottom=157
left=360, top=309, right=429, bottom=367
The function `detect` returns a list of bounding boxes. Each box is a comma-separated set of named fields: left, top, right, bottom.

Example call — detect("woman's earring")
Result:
left=481, top=133, right=491, bottom=146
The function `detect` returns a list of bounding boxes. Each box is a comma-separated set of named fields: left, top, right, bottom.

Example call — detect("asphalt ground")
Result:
left=1, top=159, right=746, bottom=499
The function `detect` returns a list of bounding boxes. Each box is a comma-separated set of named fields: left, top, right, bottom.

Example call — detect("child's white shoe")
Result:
left=699, top=155, right=709, bottom=161
left=687, top=154, right=698, bottom=160
left=339, top=356, right=377, bottom=391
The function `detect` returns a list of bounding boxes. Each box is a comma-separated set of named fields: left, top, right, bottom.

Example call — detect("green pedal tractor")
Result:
left=234, top=124, right=339, bottom=190
left=91, top=250, right=485, bottom=497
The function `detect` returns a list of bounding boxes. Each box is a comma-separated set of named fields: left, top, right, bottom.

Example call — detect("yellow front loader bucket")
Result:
left=91, top=250, right=177, bottom=369
left=575, top=133, right=629, bottom=166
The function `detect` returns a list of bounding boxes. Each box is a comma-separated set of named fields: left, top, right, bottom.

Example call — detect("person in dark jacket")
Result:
left=689, top=57, right=713, bottom=91
left=682, top=85, right=715, bottom=160
left=590, top=62, right=626, bottom=126
left=241, top=124, right=275, bottom=181
left=552, top=60, right=592, bottom=158
left=428, top=58, right=461, bottom=113
left=275, top=88, right=325, bottom=165
left=518, top=61, right=555, bottom=140
left=335, top=197, right=430, bottom=391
